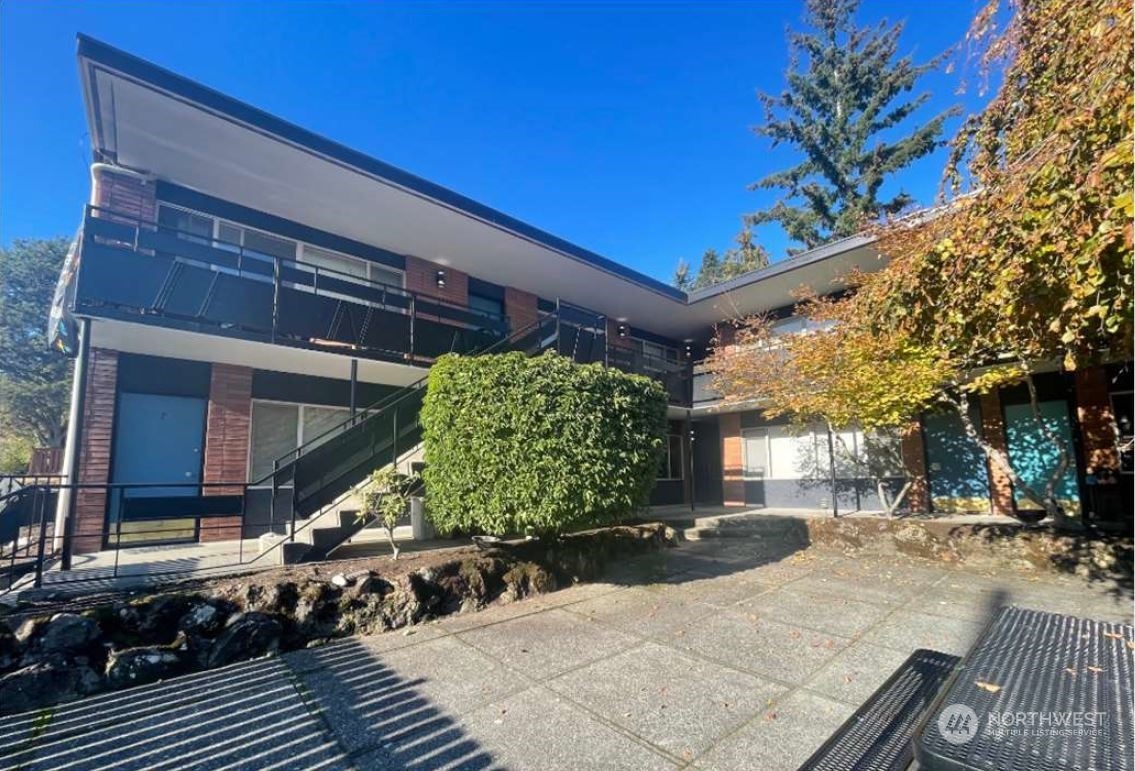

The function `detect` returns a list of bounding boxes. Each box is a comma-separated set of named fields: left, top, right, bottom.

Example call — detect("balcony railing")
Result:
left=73, top=205, right=511, bottom=365
left=68, top=205, right=695, bottom=403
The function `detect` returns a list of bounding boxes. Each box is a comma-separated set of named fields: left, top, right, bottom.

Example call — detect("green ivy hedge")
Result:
left=420, top=350, right=669, bottom=537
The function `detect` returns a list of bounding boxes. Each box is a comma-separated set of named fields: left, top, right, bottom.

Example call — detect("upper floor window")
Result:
left=156, top=203, right=403, bottom=289
left=469, top=292, right=505, bottom=321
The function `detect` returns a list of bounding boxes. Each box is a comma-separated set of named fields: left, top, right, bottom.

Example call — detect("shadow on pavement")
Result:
left=0, top=639, right=502, bottom=771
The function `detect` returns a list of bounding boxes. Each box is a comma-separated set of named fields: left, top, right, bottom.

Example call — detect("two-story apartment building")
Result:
left=48, top=36, right=1131, bottom=560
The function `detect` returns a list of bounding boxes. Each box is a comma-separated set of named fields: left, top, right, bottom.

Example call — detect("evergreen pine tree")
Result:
left=692, top=248, right=722, bottom=289
left=749, top=0, right=954, bottom=250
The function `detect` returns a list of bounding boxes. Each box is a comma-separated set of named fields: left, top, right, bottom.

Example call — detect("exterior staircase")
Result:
left=680, top=511, right=812, bottom=548
left=259, top=312, right=572, bottom=564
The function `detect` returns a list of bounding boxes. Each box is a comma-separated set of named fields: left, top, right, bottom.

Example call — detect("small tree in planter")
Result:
left=361, top=467, right=420, bottom=560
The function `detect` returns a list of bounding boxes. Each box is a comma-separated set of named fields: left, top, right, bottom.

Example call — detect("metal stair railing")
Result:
left=251, top=312, right=561, bottom=556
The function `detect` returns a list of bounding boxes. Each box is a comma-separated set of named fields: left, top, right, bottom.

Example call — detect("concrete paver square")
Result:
left=455, top=686, right=678, bottom=770
left=667, top=609, right=852, bottom=685
left=547, top=641, right=785, bottom=762
left=566, top=586, right=716, bottom=636
left=458, top=607, right=639, bottom=680
left=696, top=689, right=855, bottom=771
left=740, top=586, right=891, bottom=638
left=802, top=640, right=915, bottom=706
left=859, top=608, right=987, bottom=655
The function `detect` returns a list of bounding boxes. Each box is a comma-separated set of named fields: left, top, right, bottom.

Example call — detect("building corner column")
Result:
left=979, top=390, right=1016, bottom=516
left=720, top=412, right=744, bottom=506
left=201, top=364, right=253, bottom=542
left=900, top=420, right=930, bottom=514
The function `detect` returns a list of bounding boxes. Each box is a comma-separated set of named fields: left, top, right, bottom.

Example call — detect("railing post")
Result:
left=271, top=257, right=281, bottom=343
left=409, top=295, right=416, bottom=365
left=392, top=407, right=399, bottom=471
left=33, top=486, right=48, bottom=589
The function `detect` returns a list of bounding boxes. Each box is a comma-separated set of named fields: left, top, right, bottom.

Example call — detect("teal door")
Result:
left=923, top=410, right=991, bottom=513
left=109, top=392, right=207, bottom=544
left=1004, top=400, right=1080, bottom=515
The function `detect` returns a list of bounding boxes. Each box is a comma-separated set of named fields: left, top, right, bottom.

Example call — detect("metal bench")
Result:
left=799, top=649, right=960, bottom=771
left=802, top=607, right=1135, bottom=771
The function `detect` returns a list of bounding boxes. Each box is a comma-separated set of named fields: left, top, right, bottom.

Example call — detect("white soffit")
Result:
left=90, top=318, right=425, bottom=387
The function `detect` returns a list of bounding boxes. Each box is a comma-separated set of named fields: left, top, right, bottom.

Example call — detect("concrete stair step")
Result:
left=682, top=513, right=811, bottom=544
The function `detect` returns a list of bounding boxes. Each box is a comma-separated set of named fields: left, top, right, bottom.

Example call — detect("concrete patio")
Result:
left=3, top=538, right=1131, bottom=770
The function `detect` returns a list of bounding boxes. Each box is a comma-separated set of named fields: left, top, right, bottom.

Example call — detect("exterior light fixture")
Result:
left=617, top=323, right=628, bottom=337
left=435, top=270, right=446, bottom=289
left=684, top=343, right=693, bottom=359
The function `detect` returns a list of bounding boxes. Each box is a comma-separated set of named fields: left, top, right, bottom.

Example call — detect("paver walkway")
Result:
left=3, top=539, right=1130, bottom=770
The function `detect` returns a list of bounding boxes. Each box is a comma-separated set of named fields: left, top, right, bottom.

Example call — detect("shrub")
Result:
left=420, top=351, right=668, bottom=537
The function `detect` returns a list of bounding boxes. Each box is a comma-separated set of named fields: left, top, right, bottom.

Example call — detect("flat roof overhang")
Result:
left=77, top=35, right=886, bottom=339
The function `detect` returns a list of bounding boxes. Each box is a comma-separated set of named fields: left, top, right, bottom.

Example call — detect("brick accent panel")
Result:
left=201, top=364, right=253, bottom=542
left=900, top=422, right=930, bottom=513
left=1074, top=366, right=1119, bottom=471
left=504, top=286, right=539, bottom=333
left=720, top=412, right=745, bottom=506
left=91, top=166, right=156, bottom=223
left=405, top=255, right=469, bottom=311
left=73, top=349, right=119, bottom=554
left=979, top=390, right=1016, bottom=516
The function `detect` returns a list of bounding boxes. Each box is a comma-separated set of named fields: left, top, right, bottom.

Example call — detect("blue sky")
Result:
left=1, top=1, right=986, bottom=282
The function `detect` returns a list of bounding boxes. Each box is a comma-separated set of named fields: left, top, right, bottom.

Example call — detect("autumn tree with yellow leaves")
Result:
left=708, top=0, right=1133, bottom=526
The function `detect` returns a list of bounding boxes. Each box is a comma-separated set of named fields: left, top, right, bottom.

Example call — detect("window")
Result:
left=158, top=206, right=213, bottom=243
left=157, top=203, right=405, bottom=296
left=659, top=434, right=684, bottom=480
left=767, top=425, right=817, bottom=480
left=248, top=401, right=351, bottom=483
left=469, top=292, right=505, bottom=321
left=742, top=428, right=769, bottom=479
left=637, top=340, right=679, bottom=363
left=301, top=245, right=369, bottom=280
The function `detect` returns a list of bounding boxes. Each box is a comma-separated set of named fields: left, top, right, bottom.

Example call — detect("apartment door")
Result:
left=1003, top=400, right=1081, bottom=517
left=108, top=392, right=207, bottom=545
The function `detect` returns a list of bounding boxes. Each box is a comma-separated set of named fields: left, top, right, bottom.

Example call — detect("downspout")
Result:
left=57, top=317, right=91, bottom=569
left=826, top=423, right=839, bottom=518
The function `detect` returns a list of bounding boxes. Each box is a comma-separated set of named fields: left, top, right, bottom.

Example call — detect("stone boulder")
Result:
left=178, top=600, right=229, bottom=637
left=207, top=612, right=282, bottom=668
left=0, top=654, right=101, bottom=712
left=106, top=643, right=187, bottom=689
left=0, top=621, right=17, bottom=671
left=19, top=613, right=101, bottom=659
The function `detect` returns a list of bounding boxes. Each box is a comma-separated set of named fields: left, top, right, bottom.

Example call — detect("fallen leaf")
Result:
left=1104, top=632, right=1124, bottom=640
left=1087, top=666, right=1104, bottom=674
left=975, top=681, right=1002, bottom=693
left=1065, top=668, right=1078, bottom=677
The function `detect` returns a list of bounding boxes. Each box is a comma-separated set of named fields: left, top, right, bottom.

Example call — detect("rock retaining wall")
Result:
left=807, top=517, right=1132, bottom=582
left=0, top=524, right=676, bottom=714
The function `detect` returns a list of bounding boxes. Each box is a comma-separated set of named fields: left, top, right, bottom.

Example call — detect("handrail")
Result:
left=83, top=204, right=508, bottom=330
left=251, top=312, right=557, bottom=486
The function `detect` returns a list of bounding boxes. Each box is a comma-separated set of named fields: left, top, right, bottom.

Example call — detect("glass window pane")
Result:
left=370, top=264, right=403, bottom=289
left=243, top=228, right=296, bottom=261
left=249, top=402, right=299, bottom=482
left=217, top=223, right=242, bottom=248
left=742, top=429, right=768, bottom=478
left=302, top=406, right=351, bottom=450
left=302, top=245, right=369, bottom=279
left=158, top=206, right=212, bottom=242
left=768, top=426, right=817, bottom=480
left=667, top=435, right=683, bottom=479
left=469, top=293, right=505, bottom=320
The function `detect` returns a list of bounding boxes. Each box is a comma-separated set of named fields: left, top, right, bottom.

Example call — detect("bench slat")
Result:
left=799, top=648, right=960, bottom=771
